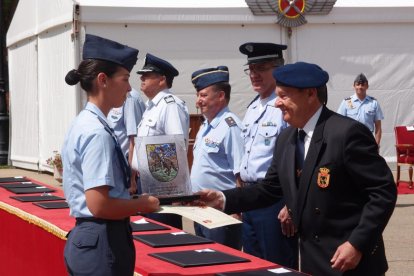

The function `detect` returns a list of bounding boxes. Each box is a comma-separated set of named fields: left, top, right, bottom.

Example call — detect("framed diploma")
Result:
left=136, top=134, right=197, bottom=204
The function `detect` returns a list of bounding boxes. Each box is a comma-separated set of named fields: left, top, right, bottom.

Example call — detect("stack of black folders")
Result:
left=0, top=176, right=68, bottom=209
left=131, top=220, right=250, bottom=267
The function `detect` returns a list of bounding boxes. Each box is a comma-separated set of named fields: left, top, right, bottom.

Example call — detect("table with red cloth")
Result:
left=0, top=178, right=282, bottom=276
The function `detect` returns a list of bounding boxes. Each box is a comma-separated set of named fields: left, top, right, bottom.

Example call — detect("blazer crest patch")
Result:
left=317, top=167, right=330, bottom=188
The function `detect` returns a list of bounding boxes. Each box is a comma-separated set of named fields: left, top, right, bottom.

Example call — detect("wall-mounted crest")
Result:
left=245, top=0, right=336, bottom=27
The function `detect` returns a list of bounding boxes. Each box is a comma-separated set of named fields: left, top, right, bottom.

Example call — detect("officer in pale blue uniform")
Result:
left=337, top=73, right=384, bottom=145
left=190, top=66, right=244, bottom=249
left=239, top=42, right=298, bottom=268
left=107, top=88, right=146, bottom=194
left=62, top=34, right=159, bottom=276
left=107, top=88, right=145, bottom=156
left=131, top=53, right=189, bottom=229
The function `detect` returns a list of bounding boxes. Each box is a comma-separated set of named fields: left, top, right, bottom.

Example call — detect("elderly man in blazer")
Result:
left=197, top=62, right=397, bottom=275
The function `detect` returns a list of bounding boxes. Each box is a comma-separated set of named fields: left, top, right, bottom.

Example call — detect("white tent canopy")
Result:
left=7, top=0, right=414, bottom=170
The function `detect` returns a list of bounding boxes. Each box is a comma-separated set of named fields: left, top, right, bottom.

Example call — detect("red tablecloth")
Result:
left=0, top=178, right=279, bottom=276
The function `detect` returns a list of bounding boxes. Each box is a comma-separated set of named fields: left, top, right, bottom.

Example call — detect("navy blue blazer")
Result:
left=224, top=106, right=397, bottom=275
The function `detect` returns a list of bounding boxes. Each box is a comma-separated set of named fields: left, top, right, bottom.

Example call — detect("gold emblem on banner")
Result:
left=317, top=167, right=330, bottom=188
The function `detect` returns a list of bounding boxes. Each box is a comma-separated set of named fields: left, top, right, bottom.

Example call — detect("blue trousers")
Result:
left=64, top=218, right=135, bottom=276
left=242, top=199, right=298, bottom=269
left=194, top=222, right=242, bottom=250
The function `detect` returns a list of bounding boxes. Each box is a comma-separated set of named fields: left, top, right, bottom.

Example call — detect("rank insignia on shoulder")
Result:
left=344, top=97, right=351, bottom=101
left=225, top=117, right=236, bottom=127
left=164, top=95, right=176, bottom=104
left=317, top=167, right=330, bottom=188
left=347, top=99, right=354, bottom=109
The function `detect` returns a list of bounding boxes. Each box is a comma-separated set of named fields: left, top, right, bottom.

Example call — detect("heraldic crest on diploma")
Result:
left=136, top=134, right=191, bottom=197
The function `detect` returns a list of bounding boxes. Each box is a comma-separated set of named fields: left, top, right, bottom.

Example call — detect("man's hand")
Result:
left=331, top=241, right=362, bottom=272
left=278, top=205, right=296, bottom=237
left=194, top=189, right=225, bottom=210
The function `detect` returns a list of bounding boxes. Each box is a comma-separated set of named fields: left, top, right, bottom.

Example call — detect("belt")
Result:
left=76, top=217, right=130, bottom=225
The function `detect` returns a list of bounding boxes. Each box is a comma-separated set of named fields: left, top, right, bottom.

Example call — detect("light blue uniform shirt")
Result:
left=62, top=102, right=130, bottom=218
left=337, top=94, right=384, bottom=132
left=107, top=88, right=146, bottom=156
left=240, top=94, right=287, bottom=182
left=132, top=89, right=189, bottom=170
left=191, top=107, right=244, bottom=192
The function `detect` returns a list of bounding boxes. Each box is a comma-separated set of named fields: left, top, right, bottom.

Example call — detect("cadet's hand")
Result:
left=331, top=241, right=362, bottom=272
left=195, top=189, right=225, bottom=211
left=278, top=205, right=296, bottom=237
left=135, top=194, right=160, bottom=214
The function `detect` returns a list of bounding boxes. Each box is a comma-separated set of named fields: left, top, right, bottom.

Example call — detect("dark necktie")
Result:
left=90, top=111, right=131, bottom=189
left=295, top=129, right=306, bottom=182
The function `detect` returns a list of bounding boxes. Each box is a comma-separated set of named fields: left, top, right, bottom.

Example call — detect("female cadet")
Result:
left=62, top=34, right=160, bottom=276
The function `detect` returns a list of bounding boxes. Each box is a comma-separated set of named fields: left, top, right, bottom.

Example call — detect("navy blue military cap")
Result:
left=354, top=73, right=368, bottom=84
left=239, top=42, right=287, bottom=65
left=82, top=34, right=138, bottom=72
left=137, top=53, right=179, bottom=79
left=273, top=62, right=329, bottom=88
left=191, top=66, right=229, bottom=91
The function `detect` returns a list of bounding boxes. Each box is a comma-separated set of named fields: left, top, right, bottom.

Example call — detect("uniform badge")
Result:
left=225, top=117, right=236, bottom=127
left=164, top=95, right=175, bottom=104
left=344, top=97, right=354, bottom=109
left=317, top=167, right=330, bottom=188
left=245, top=44, right=254, bottom=52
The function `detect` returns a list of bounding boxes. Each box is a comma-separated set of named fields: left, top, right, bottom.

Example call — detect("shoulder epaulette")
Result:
left=164, top=95, right=175, bottom=104
left=370, top=96, right=376, bottom=100
left=247, top=95, right=260, bottom=108
left=225, top=117, right=237, bottom=127
left=344, top=97, right=351, bottom=101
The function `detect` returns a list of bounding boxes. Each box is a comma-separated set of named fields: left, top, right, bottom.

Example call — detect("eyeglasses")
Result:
left=244, top=66, right=277, bottom=76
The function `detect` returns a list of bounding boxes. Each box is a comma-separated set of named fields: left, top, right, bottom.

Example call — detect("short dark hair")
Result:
left=212, top=82, right=231, bottom=102
left=65, top=59, right=121, bottom=92
left=316, top=85, right=328, bottom=105
left=166, top=76, right=174, bottom=88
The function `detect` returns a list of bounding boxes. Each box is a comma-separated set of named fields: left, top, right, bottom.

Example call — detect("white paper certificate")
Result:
left=157, top=206, right=242, bottom=229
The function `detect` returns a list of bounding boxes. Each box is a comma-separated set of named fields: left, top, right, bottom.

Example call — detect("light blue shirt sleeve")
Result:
left=124, top=94, right=145, bottom=137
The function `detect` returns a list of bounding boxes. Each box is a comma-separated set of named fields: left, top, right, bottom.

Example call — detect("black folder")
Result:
left=149, top=249, right=250, bottom=267
left=216, top=268, right=306, bottom=276
left=158, top=194, right=200, bottom=205
left=33, top=201, right=69, bottom=209
left=130, top=221, right=170, bottom=232
left=0, top=177, right=28, bottom=183
left=0, top=182, right=41, bottom=189
left=133, top=232, right=213, bottom=247
left=5, top=186, right=55, bottom=194
left=10, top=195, right=65, bottom=202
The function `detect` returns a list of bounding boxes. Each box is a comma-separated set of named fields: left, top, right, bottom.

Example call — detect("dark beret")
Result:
left=239, top=42, right=287, bottom=65
left=354, top=73, right=368, bottom=84
left=82, top=34, right=138, bottom=72
left=137, top=53, right=179, bottom=79
left=273, top=62, right=329, bottom=88
left=191, top=66, right=229, bottom=91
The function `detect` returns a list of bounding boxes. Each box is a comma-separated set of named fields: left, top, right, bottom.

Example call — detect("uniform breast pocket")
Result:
left=257, top=126, right=278, bottom=139
left=141, top=117, right=157, bottom=135
left=202, top=143, right=220, bottom=154
left=365, top=108, right=376, bottom=119
left=346, top=108, right=358, bottom=119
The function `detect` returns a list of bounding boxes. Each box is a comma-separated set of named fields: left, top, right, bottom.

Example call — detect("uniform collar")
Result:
left=352, top=94, right=371, bottom=103
left=301, top=106, right=323, bottom=140
left=147, top=88, right=171, bottom=107
left=252, top=93, right=276, bottom=108
left=85, top=102, right=109, bottom=124
left=206, top=106, right=229, bottom=129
